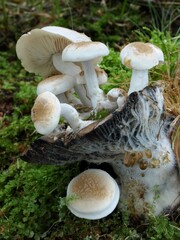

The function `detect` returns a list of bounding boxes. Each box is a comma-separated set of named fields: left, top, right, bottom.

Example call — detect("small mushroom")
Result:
left=66, top=169, right=120, bottom=220
left=32, top=91, right=93, bottom=135
left=120, top=42, right=164, bottom=95
left=107, top=88, right=127, bottom=110
left=31, top=91, right=61, bottom=135
left=36, top=74, right=82, bottom=105
left=62, top=41, right=109, bottom=111
left=16, top=26, right=91, bottom=77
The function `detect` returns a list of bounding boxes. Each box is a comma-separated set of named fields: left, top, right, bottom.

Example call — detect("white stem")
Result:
left=65, top=90, right=82, bottom=105
left=128, top=69, right=149, bottom=95
left=57, top=93, right=68, bottom=103
left=81, top=61, right=105, bottom=110
left=61, top=103, right=93, bottom=131
left=74, top=84, right=92, bottom=107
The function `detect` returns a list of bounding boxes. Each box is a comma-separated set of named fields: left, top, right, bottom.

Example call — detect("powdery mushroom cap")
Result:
left=62, top=41, right=109, bottom=62
left=37, top=74, right=74, bottom=95
left=16, top=26, right=91, bottom=77
left=120, top=42, right=164, bottom=70
left=31, top=91, right=61, bottom=135
left=67, top=169, right=120, bottom=220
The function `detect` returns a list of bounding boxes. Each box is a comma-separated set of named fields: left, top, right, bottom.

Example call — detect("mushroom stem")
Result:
left=74, top=84, right=92, bottom=107
left=53, top=53, right=92, bottom=107
left=128, top=69, right=148, bottom=95
left=57, top=93, right=68, bottom=103
left=61, top=103, right=93, bottom=131
left=81, top=60, right=105, bottom=110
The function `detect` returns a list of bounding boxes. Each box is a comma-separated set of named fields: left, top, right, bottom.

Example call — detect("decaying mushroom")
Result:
left=120, top=42, right=164, bottom=95
left=23, top=86, right=180, bottom=217
left=67, top=169, right=120, bottom=219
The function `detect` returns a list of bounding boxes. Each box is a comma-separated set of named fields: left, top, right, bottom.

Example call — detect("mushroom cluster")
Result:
left=17, top=25, right=179, bottom=220
left=16, top=26, right=128, bottom=135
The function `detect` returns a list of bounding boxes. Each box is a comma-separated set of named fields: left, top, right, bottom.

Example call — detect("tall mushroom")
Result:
left=120, top=42, right=164, bottom=95
left=62, top=41, right=110, bottom=111
left=67, top=169, right=120, bottom=220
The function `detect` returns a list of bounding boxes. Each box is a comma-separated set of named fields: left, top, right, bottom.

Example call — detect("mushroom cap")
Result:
left=107, top=88, right=127, bottom=102
left=31, top=91, right=61, bottom=135
left=120, top=42, right=164, bottom=70
left=37, top=74, right=74, bottom=95
left=67, top=169, right=120, bottom=220
left=62, top=41, right=109, bottom=62
left=16, top=26, right=91, bottom=77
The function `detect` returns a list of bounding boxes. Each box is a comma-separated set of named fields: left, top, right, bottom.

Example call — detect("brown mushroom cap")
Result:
left=120, top=42, right=164, bottom=70
left=31, top=91, right=61, bottom=135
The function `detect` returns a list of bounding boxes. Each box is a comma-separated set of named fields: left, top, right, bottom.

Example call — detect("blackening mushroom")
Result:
left=24, top=86, right=180, bottom=217
left=67, top=169, right=120, bottom=220
left=120, top=42, right=164, bottom=95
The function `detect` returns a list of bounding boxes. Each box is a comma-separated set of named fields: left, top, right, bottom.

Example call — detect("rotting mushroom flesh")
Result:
left=24, top=86, right=180, bottom=217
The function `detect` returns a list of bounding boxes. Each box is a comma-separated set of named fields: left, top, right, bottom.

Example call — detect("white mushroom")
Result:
left=67, top=169, right=120, bottom=220
left=52, top=54, right=92, bottom=107
left=120, top=42, right=164, bottom=95
left=36, top=74, right=83, bottom=105
left=62, top=41, right=109, bottom=111
left=16, top=26, right=91, bottom=77
left=32, top=91, right=93, bottom=135
left=31, top=91, right=61, bottom=135
left=107, top=88, right=127, bottom=110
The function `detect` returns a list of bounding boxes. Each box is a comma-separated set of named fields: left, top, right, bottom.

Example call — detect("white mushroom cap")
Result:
left=107, top=88, right=127, bottom=102
left=67, top=169, right=120, bottom=220
left=62, top=41, right=109, bottom=62
left=31, top=91, right=61, bottom=135
left=37, top=74, right=74, bottom=95
left=120, top=42, right=164, bottom=70
left=16, top=26, right=91, bottom=77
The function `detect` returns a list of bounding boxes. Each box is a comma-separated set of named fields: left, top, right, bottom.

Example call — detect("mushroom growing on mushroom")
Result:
left=67, top=169, right=120, bottom=220
left=120, top=42, right=164, bottom=95
left=62, top=41, right=109, bottom=111
left=24, top=86, right=180, bottom=217
left=32, top=91, right=93, bottom=135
